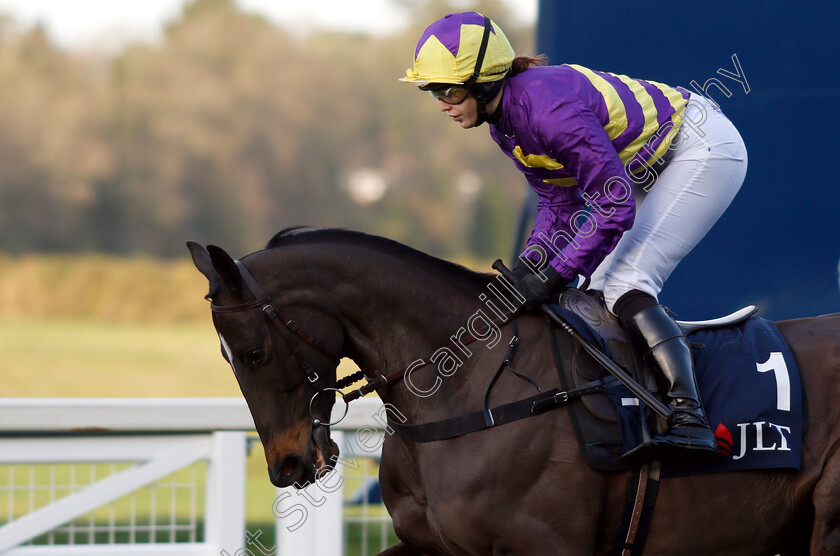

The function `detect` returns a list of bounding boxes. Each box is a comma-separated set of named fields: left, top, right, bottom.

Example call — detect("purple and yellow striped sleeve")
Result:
left=495, top=65, right=689, bottom=281
left=525, top=98, right=636, bottom=280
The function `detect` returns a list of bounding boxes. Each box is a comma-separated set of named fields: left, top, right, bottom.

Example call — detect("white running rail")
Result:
left=0, top=398, right=389, bottom=556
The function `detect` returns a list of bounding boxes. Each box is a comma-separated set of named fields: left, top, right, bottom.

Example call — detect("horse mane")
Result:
left=265, top=227, right=491, bottom=290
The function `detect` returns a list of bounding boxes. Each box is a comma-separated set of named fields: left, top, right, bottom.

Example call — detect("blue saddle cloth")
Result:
left=601, top=316, right=803, bottom=477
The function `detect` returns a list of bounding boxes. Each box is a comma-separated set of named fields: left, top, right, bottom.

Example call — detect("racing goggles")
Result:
left=423, top=84, right=471, bottom=105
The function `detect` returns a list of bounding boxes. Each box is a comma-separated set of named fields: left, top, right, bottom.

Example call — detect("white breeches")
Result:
left=588, top=94, right=748, bottom=312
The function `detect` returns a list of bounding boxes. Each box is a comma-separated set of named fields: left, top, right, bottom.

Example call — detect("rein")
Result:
left=209, top=259, right=521, bottom=419
left=210, top=259, right=633, bottom=452
left=341, top=312, right=517, bottom=404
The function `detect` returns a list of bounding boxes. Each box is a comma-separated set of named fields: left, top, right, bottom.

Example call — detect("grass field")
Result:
left=0, top=317, right=237, bottom=398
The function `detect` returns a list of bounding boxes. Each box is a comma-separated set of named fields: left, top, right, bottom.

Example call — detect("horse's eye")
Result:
left=245, top=348, right=265, bottom=367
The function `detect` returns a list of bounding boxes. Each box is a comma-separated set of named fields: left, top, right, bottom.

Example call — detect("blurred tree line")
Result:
left=0, top=0, right=535, bottom=260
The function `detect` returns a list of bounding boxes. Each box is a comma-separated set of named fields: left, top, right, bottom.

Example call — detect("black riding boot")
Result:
left=620, top=304, right=717, bottom=464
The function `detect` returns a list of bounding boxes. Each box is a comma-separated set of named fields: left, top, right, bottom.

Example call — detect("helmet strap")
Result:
left=463, top=16, right=492, bottom=89
left=465, top=17, right=502, bottom=127
left=472, top=75, right=506, bottom=127
left=485, top=88, right=505, bottom=126
left=475, top=94, right=489, bottom=127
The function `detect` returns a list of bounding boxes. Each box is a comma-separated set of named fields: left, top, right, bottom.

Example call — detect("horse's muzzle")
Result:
left=269, top=454, right=313, bottom=488
left=268, top=427, right=340, bottom=489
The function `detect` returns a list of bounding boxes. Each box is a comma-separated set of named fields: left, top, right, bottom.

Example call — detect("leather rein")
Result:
left=209, top=259, right=522, bottom=419
left=210, top=259, right=611, bottom=438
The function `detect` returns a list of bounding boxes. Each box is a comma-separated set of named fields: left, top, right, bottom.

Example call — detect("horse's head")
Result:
left=187, top=241, right=343, bottom=488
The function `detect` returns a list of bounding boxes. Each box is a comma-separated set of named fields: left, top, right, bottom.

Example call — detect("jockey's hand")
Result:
left=508, top=261, right=568, bottom=313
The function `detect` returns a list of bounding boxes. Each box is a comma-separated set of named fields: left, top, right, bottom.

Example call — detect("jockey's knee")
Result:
left=603, top=281, right=658, bottom=315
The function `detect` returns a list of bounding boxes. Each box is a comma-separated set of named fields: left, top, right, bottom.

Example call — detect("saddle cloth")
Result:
left=551, top=293, right=803, bottom=477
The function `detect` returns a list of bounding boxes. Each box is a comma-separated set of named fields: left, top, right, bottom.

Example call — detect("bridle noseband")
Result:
left=210, top=260, right=342, bottom=423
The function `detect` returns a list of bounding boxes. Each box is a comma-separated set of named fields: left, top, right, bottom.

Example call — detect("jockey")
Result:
left=400, top=12, right=748, bottom=463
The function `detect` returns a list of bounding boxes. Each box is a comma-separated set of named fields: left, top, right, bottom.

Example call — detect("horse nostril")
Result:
left=269, top=455, right=304, bottom=488
left=281, top=456, right=298, bottom=477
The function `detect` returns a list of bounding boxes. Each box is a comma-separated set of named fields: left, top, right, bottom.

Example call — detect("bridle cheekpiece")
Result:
left=210, top=260, right=342, bottom=424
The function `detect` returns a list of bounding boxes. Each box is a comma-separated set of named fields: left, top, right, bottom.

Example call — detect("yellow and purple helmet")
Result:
left=400, top=12, right=515, bottom=86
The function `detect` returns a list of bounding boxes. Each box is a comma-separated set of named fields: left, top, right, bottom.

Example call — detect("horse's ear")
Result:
left=206, top=244, right=243, bottom=294
left=187, top=241, right=223, bottom=300
left=187, top=241, right=213, bottom=280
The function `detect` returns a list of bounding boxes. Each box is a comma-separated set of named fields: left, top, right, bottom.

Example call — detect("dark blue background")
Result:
left=536, top=1, right=840, bottom=320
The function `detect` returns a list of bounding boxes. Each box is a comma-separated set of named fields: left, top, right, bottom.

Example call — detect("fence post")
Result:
left=275, top=431, right=344, bottom=556
left=205, top=431, right=247, bottom=554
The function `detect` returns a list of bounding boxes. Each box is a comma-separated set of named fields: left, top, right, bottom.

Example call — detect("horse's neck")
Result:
left=268, top=245, right=478, bottom=367
left=341, top=269, right=484, bottom=373
left=265, top=240, right=506, bottom=419
left=315, top=250, right=495, bottom=414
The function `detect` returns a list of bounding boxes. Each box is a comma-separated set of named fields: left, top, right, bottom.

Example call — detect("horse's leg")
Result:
left=487, top=514, right=591, bottom=556
left=811, top=450, right=840, bottom=554
left=378, top=443, right=449, bottom=554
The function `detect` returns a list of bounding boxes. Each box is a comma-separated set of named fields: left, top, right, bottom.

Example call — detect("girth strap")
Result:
left=387, top=376, right=619, bottom=443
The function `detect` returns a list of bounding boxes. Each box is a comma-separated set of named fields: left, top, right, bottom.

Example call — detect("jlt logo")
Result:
left=714, top=352, right=794, bottom=461
left=715, top=421, right=792, bottom=460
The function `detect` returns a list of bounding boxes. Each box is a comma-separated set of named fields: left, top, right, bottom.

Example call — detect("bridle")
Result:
left=210, top=260, right=345, bottom=425
left=210, top=258, right=519, bottom=427
left=206, top=257, right=656, bottom=452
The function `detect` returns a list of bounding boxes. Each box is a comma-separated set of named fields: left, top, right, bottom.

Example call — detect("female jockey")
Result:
left=400, top=12, right=748, bottom=463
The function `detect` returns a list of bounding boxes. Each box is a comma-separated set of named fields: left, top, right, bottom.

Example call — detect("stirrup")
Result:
left=621, top=425, right=716, bottom=466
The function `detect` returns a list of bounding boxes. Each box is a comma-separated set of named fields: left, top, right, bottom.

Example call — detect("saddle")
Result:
left=386, top=288, right=791, bottom=477
left=552, top=288, right=756, bottom=472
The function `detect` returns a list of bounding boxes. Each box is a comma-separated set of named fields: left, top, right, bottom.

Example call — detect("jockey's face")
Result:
left=438, top=93, right=478, bottom=129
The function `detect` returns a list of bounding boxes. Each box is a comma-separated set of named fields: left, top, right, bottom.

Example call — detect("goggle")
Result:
left=425, top=85, right=471, bottom=105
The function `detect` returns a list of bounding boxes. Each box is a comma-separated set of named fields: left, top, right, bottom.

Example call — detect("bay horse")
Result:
left=188, top=228, right=840, bottom=555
